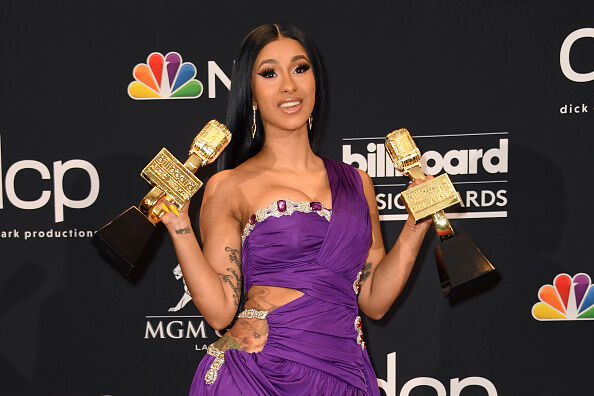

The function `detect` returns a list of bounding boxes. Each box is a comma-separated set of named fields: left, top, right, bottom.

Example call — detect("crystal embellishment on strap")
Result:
left=353, top=270, right=363, bottom=295
left=241, top=199, right=332, bottom=244
left=237, top=308, right=269, bottom=319
left=355, top=315, right=366, bottom=349
left=204, top=343, right=225, bottom=384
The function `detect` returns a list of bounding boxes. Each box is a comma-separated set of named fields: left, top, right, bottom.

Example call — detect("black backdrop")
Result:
left=1, top=1, right=593, bottom=395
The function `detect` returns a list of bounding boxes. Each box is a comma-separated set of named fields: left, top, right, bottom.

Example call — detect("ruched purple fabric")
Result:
left=190, top=157, right=379, bottom=395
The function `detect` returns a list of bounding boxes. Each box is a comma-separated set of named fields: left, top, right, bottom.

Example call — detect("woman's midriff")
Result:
left=213, top=285, right=304, bottom=353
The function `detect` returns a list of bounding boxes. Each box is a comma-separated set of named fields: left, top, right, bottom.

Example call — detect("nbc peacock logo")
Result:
left=532, top=273, right=594, bottom=321
left=127, top=52, right=203, bottom=100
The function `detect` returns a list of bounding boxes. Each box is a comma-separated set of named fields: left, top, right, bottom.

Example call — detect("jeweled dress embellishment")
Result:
left=237, top=308, right=269, bottom=319
left=242, top=199, right=332, bottom=244
left=353, top=270, right=363, bottom=295
left=205, top=343, right=225, bottom=384
left=310, top=201, right=322, bottom=211
left=354, top=315, right=366, bottom=349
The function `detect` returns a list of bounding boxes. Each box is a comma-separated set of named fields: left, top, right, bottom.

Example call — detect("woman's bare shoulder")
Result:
left=204, top=169, right=236, bottom=195
left=202, top=162, right=258, bottom=221
left=202, top=169, right=243, bottom=218
left=206, top=159, right=259, bottom=191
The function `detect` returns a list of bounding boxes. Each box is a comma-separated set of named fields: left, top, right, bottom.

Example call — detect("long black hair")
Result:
left=217, top=24, right=327, bottom=171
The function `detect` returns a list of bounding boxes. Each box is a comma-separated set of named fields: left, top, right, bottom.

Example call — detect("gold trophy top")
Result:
left=186, top=120, right=232, bottom=172
left=385, top=128, right=422, bottom=175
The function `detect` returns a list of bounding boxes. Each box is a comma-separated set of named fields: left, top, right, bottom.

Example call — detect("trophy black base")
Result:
left=434, top=234, right=495, bottom=298
left=91, top=206, right=160, bottom=280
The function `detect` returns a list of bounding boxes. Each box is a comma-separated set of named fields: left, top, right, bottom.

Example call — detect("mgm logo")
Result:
left=143, top=264, right=221, bottom=351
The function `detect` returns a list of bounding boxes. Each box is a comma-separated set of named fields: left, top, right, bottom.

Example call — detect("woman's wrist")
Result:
left=171, top=224, right=193, bottom=235
left=165, top=216, right=193, bottom=236
left=404, top=216, right=432, bottom=234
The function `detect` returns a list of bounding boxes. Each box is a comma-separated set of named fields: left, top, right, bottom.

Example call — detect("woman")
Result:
left=160, top=24, right=432, bottom=395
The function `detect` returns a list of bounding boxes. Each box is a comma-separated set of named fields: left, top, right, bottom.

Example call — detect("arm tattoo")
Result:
left=359, top=262, right=372, bottom=286
left=245, top=288, right=279, bottom=312
left=217, top=268, right=241, bottom=308
left=225, top=246, right=240, bottom=267
left=217, top=247, right=242, bottom=308
left=175, top=226, right=191, bottom=235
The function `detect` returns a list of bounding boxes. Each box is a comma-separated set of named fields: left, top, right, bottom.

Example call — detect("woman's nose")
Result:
left=280, top=74, right=297, bottom=93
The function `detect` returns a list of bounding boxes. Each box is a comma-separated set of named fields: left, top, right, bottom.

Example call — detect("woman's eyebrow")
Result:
left=257, top=59, right=278, bottom=68
left=257, top=55, right=310, bottom=69
left=291, top=55, right=309, bottom=63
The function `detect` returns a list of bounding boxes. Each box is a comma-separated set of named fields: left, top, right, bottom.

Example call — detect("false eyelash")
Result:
left=295, top=63, right=311, bottom=73
left=257, top=68, right=276, bottom=78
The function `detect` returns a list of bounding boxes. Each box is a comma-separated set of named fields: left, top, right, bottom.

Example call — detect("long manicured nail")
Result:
left=161, top=203, right=170, bottom=213
left=170, top=205, right=180, bottom=216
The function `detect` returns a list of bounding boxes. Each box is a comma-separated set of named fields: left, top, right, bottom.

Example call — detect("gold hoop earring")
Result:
left=251, top=104, right=257, bottom=138
left=308, top=115, right=313, bottom=131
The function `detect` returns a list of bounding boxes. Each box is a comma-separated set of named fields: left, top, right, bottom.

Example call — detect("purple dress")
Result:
left=190, top=157, right=380, bottom=395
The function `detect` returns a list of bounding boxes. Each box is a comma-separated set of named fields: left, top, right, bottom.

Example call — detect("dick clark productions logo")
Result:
left=128, top=52, right=203, bottom=99
left=532, top=273, right=594, bottom=321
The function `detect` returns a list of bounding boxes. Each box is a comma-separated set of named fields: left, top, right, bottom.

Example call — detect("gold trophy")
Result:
left=92, top=120, right=231, bottom=278
left=385, top=128, right=494, bottom=297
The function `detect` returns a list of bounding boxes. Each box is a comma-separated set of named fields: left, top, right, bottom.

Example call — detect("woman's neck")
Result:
left=257, top=125, right=317, bottom=170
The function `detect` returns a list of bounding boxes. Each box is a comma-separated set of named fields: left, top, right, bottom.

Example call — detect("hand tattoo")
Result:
left=214, top=316, right=268, bottom=353
left=215, top=334, right=240, bottom=350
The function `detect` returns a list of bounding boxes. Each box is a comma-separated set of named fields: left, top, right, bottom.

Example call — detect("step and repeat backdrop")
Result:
left=1, top=1, right=592, bottom=395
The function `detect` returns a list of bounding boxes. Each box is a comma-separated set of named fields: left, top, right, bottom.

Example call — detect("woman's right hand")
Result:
left=156, top=197, right=192, bottom=235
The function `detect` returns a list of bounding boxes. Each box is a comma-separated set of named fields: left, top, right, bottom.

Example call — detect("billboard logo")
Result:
left=128, top=52, right=203, bottom=99
left=532, top=273, right=594, bottom=321
left=560, top=28, right=594, bottom=83
left=343, top=139, right=507, bottom=177
left=343, top=132, right=509, bottom=221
